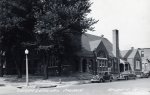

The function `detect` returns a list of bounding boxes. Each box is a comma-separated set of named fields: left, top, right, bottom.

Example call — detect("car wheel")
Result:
left=125, top=76, right=128, bottom=80
left=110, top=79, right=112, bottom=82
left=110, top=77, right=113, bottom=82
left=134, top=77, right=136, bottom=79
left=99, top=79, right=103, bottom=83
left=127, top=77, right=129, bottom=80
left=103, top=79, right=106, bottom=82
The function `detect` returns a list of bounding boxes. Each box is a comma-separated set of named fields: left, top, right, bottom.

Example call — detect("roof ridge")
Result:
left=124, top=50, right=132, bottom=58
left=128, top=49, right=138, bottom=58
left=84, top=33, right=101, bottom=38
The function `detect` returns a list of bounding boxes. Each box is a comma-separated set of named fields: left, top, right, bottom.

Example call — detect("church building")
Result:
left=77, top=29, right=120, bottom=75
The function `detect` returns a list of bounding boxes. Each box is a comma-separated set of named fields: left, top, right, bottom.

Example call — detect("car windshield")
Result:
left=121, top=71, right=130, bottom=74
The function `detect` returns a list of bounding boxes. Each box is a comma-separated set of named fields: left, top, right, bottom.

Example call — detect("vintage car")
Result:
left=140, top=72, right=149, bottom=78
left=117, top=71, right=136, bottom=80
left=91, top=72, right=113, bottom=83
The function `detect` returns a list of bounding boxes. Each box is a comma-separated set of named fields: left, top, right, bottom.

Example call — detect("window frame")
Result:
left=136, top=60, right=140, bottom=69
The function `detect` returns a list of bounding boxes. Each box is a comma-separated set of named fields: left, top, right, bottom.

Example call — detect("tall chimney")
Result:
left=112, top=29, right=119, bottom=58
left=131, top=47, right=134, bottom=50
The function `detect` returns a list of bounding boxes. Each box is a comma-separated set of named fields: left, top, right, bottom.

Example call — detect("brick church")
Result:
left=77, top=29, right=120, bottom=75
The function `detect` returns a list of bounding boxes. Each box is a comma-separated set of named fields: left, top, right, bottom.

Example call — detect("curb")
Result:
left=17, top=84, right=57, bottom=89
left=0, top=84, right=5, bottom=86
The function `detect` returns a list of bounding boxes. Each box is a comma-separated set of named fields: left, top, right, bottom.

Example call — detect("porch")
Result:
left=119, top=59, right=130, bottom=72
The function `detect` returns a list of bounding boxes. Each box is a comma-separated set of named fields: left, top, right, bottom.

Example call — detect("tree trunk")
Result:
left=0, top=60, right=3, bottom=77
left=15, top=56, right=22, bottom=78
left=17, top=70, right=22, bottom=78
left=14, top=47, right=23, bottom=78
left=58, top=55, right=62, bottom=76
left=15, top=60, right=22, bottom=78
left=43, top=64, right=48, bottom=79
left=0, top=55, right=5, bottom=77
left=43, top=53, right=48, bottom=79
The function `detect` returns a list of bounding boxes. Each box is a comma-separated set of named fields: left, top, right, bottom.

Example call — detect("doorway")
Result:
left=82, top=59, right=87, bottom=72
left=119, top=64, right=124, bottom=72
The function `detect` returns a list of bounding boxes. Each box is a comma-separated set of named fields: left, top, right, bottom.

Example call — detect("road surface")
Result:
left=1, top=78, right=150, bottom=95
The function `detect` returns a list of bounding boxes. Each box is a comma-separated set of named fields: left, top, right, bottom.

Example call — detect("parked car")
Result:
left=117, top=71, right=136, bottom=80
left=91, top=72, right=113, bottom=83
left=140, top=72, right=149, bottom=78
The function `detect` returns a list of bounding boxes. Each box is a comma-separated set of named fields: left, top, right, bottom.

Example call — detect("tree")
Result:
left=0, top=0, right=37, bottom=78
left=0, top=0, right=97, bottom=79
left=35, top=0, right=98, bottom=78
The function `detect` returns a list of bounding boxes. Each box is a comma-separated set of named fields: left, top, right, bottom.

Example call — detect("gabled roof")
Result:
left=120, top=50, right=132, bottom=58
left=120, top=50, right=128, bottom=58
left=128, top=49, right=138, bottom=58
left=89, top=39, right=102, bottom=51
left=81, top=33, right=102, bottom=52
left=78, top=33, right=114, bottom=57
left=89, top=39, right=114, bottom=57
left=120, top=49, right=138, bottom=59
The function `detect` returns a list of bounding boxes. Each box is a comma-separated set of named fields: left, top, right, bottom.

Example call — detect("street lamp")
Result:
left=145, top=63, right=147, bottom=71
left=25, top=49, right=29, bottom=86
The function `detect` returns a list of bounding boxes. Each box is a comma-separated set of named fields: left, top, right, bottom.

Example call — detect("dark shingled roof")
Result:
left=89, top=39, right=114, bottom=57
left=77, top=33, right=114, bottom=57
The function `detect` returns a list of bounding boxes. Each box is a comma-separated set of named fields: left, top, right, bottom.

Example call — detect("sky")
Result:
left=87, top=0, right=150, bottom=50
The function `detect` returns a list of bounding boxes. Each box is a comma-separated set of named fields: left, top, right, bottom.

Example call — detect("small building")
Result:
left=138, top=48, right=150, bottom=73
left=120, top=47, right=142, bottom=75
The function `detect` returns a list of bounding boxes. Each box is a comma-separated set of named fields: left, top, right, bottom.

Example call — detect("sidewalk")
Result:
left=0, top=75, right=91, bottom=88
left=0, top=75, right=91, bottom=94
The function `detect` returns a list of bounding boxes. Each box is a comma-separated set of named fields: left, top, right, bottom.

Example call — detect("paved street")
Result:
left=1, top=78, right=150, bottom=95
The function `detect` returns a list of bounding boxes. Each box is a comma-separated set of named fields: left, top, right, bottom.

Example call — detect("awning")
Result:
left=120, top=59, right=129, bottom=64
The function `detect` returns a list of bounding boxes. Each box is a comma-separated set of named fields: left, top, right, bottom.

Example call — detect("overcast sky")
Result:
left=87, top=0, right=150, bottom=50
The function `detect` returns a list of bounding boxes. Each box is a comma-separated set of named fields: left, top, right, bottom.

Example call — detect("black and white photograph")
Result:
left=0, top=0, right=150, bottom=95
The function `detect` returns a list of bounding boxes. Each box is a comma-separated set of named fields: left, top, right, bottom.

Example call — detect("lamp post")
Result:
left=25, top=49, right=29, bottom=86
left=145, top=63, right=147, bottom=71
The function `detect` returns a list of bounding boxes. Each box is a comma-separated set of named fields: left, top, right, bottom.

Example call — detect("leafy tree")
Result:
left=0, top=0, right=37, bottom=78
left=35, top=0, right=98, bottom=78
left=0, top=0, right=97, bottom=79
